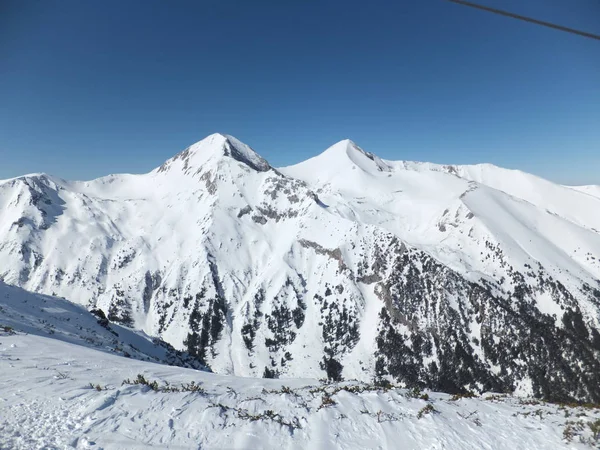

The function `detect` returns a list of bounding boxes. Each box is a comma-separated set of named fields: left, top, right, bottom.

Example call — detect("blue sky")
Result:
left=1, top=0, right=599, bottom=184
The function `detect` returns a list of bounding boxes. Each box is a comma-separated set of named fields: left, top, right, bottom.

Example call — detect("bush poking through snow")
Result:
left=589, top=419, right=600, bottom=441
left=556, top=401, right=600, bottom=410
left=123, top=374, right=159, bottom=391
left=205, top=402, right=303, bottom=432
left=263, top=385, right=296, bottom=396
left=405, top=386, right=429, bottom=401
left=563, top=418, right=600, bottom=446
left=485, top=394, right=508, bottom=402
left=179, top=381, right=205, bottom=393
left=374, top=378, right=394, bottom=391
left=1, top=325, right=16, bottom=335
left=122, top=374, right=205, bottom=394
left=518, top=398, right=541, bottom=406
left=236, top=409, right=302, bottom=431
left=450, top=391, right=477, bottom=401
left=563, top=421, right=585, bottom=442
left=417, top=404, right=439, bottom=419
left=318, top=393, right=337, bottom=410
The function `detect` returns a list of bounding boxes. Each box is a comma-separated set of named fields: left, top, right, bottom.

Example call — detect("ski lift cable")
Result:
left=447, top=0, right=600, bottom=41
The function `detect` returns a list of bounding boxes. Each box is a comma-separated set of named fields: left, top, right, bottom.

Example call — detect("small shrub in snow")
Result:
left=484, top=394, right=507, bottom=402
left=405, top=387, right=421, bottom=399
left=556, top=400, right=600, bottom=410
left=374, top=378, right=394, bottom=391
left=457, top=410, right=481, bottom=426
left=450, top=391, right=477, bottom=401
left=262, top=385, right=301, bottom=398
left=405, top=386, right=429, bottom=400
left=122, top=374, right=205, bottom=394
left=317, top=392, right=337, bottom=411
left=1, top=325, right=16, bottom=335
left=317, top=393, right=336, bottom=410
left=517, top=398, right=541, bottom=406
left=122, top=374, right=160, bottom=391
left=589, top=419, right=600, bottom=441
left=236, top=409, right=301, bottom=430
left=417, top=404, right=438, bottom=419
left=563, top=420, right=585, bottom=442
left=179, top=381, right=205, bottom=393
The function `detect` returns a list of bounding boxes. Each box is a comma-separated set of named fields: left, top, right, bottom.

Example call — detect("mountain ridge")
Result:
left=1, top=134, right=599, bottom=403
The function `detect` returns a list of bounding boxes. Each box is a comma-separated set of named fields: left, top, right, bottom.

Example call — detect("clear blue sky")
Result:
left=1, top=0, right=599, bottom=184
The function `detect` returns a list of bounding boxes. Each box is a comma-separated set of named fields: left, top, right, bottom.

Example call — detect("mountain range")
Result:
left=1, top=133, right=599, bottom=403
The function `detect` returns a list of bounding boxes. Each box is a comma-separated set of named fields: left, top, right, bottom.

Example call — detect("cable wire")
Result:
left=447, top=0, right=600, bottom=41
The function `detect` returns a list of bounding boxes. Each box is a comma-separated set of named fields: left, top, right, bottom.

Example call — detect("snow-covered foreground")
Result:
left=1, top=330, right=599, bottom=450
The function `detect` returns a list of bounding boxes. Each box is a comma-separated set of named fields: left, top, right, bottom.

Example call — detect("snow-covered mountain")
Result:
left=1, top=133, right=599, bottom=403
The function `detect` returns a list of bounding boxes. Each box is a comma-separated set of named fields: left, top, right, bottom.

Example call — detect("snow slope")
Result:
left=1, top=133, right=599, bottom=403
left=282, top=144, right=600, bottom=285
left=0, top=280, right=206, bottom=370
left=2, top=330, right=599, bottom=449
left=571, top=185, right=600, bottom=200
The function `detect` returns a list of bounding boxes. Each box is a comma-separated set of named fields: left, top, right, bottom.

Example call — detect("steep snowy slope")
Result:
left=0, top=281, right=206, bottom=369
left=1, top=134, right=599, bottom=403
left=2, top=330, right=600, bottom=449
left=399, top=161, right=600, bottom=233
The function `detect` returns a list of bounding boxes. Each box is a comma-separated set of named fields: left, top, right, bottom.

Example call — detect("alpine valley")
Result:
left=2, top=133, right=600, bottom=404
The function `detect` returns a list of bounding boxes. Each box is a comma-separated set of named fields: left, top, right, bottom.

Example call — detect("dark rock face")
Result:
left=139, top=230, right=599, bottom=403
left=366, top=238, right=600, bottom=403
left=182, top=260, right=229, bottom=365
left=90, top=307, right=109, bottom=328
left=223, top=138, right=271, bottom=172
left=107, top=285, right=134, bottom=326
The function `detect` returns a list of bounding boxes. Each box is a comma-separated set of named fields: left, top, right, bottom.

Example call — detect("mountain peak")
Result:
left=279, top=139, right=393, bottom=182
left=155, top=133, right=271, bottom=175
left=321, top=139, right=392, bottom=173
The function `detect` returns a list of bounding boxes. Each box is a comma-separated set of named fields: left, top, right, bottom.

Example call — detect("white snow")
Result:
left=570, top=184, right=600, bottom=200
left=2, top=328, right=598, bottom=449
